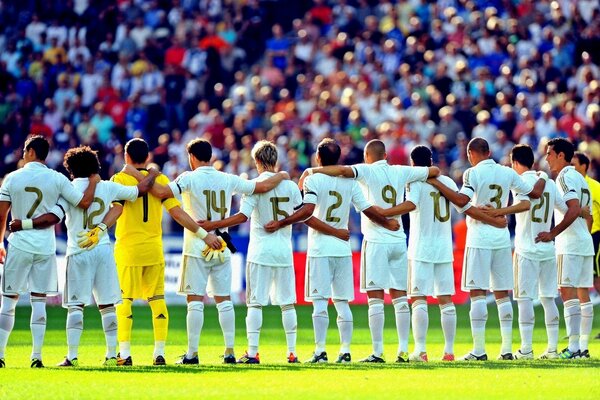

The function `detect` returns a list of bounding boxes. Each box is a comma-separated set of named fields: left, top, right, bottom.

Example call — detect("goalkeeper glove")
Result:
left=77, top=223, right=108, bottom=250
left=201, top=237, right=227, bottom=263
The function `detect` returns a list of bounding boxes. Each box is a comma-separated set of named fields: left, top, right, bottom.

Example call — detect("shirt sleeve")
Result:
left=232, top=175, right=257, bottom=195
left=108, top=181, right=139, bottom=202
left=510, top=168, right=534, bottom=196
left=291, top=184, right=303, bottom=210
left=239, top=193, right=257, bottom=218
left=459, top=168, right=476, bottom=199
left=553, top=182, right=568, bottom=213
left=400, top=166, right=429, bottom=183
left=58, top=173, right=85, bottom=206
left=50, top=197, right=69, bottom=221
left=157, top=174, right=180, bottom=211
left=302, top=175, right=318, bottom=205
left=558, top=171, right=580, bottom=203
left=168, top=171, right=190, bottom=196
left=444, top=178, right=469, bottom=213
left=406, top=181, right=420, bottom=209
left=351, top=181, right=371, bottom=212
left=350, top=163, right=368, bottom=182
left=0, top=174, right=12, bottom=202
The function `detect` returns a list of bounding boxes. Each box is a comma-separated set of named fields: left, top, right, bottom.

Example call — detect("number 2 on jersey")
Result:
left=325, top=191, right=342, bottom=222
left=531, top=192, right=550, bottom=223
left=83, top=197, right=106, bottom=229
left=24, top=186, right=43, bottom=218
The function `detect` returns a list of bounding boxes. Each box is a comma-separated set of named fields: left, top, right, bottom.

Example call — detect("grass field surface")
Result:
left=0, top=304, right=598, bottom=399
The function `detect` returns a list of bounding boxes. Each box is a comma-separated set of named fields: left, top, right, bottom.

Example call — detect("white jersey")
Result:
left=168, top=166, right=256, bottom=257
left=0, top=162, right=84, bottom=255
left=240, top=172, right=303, bottom=267
left=351, top=160, right=429, bottom=243
left=554, top=166, right=594, bottom=256
left=514, top=171, right=563, bottom=260
left=407, top=175, right=466, bottom=263
left=460, top=159, right=533, bottom=249
left=303, top=173, right=371, bottom=257
left=53, top=179, right=138, bottom=257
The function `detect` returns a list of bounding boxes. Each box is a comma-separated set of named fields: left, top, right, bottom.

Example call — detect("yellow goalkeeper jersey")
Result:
left=111, top=169, right=180, bottom=267
left=585, top=175, right=600, bottom=234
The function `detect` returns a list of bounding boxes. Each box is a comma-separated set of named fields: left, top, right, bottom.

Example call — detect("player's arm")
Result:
left=136, top=168, right=160, bottom=196
left=361, top=206, right=401, bottom=231
left=304, top=216, right=350, bottom=241
left=265, top=203, right=316, bottom=232
left=372, top=201, right=416, bottom=217
left=198, top=212, right=249, bottom=232
left=482, top=200, right=531, bottom=217
left=253, top=171, right=290, bottom=194
left=426, top=166, right=440, bottom=178
left=9, top=213, right=61, bottom=232
left=299, top=165, right=355, bottom=189
left=465, top=206, right=508, bottom=229
left=0, top=201, right=10, bottom=262
left=536, top=198, right=580, bottom=242
left=428, top=178, right=470, bottom=208
left=168, top=205, right=221, bottom=249
left=122, top=165, right=174, bottom=199
left=76, top=174, right=101, bottom=209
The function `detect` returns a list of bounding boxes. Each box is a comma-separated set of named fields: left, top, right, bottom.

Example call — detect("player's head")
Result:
left=186, top=138, right=212, bottom=168
left=510, top=144, right=534, bottom=171
left=364, top=139, right=386, bottom=164
left=125, top=138, right=149, bottom=165
left=410, top=146, right=432, bottom=167
left=251, top=140, right=278, bottom=170
left=466, top=137, right=490, bottom=166
left=545, top=137, right=574, bottom=173
left=316, top=138, right=341, bottom=166
left=23, top=135, right=49, bottom=162
left=63, top=146, right=101, bottom=179
left=572, top=151, right=590, bottom=177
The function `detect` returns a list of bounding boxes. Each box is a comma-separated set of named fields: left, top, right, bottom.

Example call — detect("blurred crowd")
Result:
left=1, top=0, right=600, bottom=232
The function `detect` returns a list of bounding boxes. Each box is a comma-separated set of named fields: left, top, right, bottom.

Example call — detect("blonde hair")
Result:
left=251, top=140, right=278, bottom=168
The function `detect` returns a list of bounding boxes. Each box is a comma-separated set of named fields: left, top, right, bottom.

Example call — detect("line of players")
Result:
left=0, top=134, right=595, bottom=367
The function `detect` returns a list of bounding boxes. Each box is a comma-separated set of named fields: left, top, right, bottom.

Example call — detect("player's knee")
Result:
left=280, top=304, right=295, bottom=312
left=439, top=303, right=456, bottom=315
left=117, top=299, right=133, bottom=318
left=149, top=298, right=169, bottom=320
left=187, top=301, right=204, bottom=313
left=333, top=300, right=352, bottom=322
left=216, top=300, right=233, bottom=313
left=312, top=299, right=328, bottom=317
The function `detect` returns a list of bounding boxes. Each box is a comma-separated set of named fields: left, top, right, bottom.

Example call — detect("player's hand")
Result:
left=298, top=169, right=310, bottom=190
left=203, top=233, right=222, bottom=250
left=264, top=220, right=281, bottom=233
left=335, top=228, right=350, bottom=241
left=90, top=173, right=101, bottom=184
left=77, top=223, right=108, bottom=250
left=201, top=236, right=227, bottom=262
left=8, top=219, right=23, bottom=232
left=148, top=166, right=160, bottom=177
left=535, top=231, right=554, bottom=243
left=384, top=218, right=400, bottom=231
left=0, top=245, right=6, bottom=264
left=490, top=216, right=508, bottom=228
left=370, top=205, right=388, bottom=217
left=537, top=171, right=548, bottom=181
left=197, top=220, right=217, bottom=232
left=278, top=171, right=290, bottom=181
left=481, top=207, right=501, bottom=218
left=580, top=205, right=591, bottom=219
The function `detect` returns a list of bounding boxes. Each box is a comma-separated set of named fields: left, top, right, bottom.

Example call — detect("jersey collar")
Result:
left=476, top=159, right=495, bottom=167
left=372, top=160, right=388, bottom=166
left=24, top=161, right=47, bottom=169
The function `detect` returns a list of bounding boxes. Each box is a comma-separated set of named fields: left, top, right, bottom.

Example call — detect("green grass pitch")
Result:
left=0, top=304, right=598, bottom=399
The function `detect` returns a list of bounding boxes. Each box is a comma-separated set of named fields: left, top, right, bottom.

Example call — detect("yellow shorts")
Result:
left=117, top=263, right=165, bottom=300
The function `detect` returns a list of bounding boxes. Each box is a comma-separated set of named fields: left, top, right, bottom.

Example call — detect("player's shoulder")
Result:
left=156, top=173, right=172, bottom=185
left=437, top=174, right=456, bottom=187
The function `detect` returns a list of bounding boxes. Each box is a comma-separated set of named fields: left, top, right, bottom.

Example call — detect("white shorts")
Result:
left=305, top=256, right=354, bottom=302
left=1, top=244, right=58, bottom=296
left=462, top=247, right=513, bottom=291
left=360, top=240, right=408, bottom=292
left=408, top=260, right=455, bottom=298
left=178, top=255, right=231, bottom=297
left=513, top=254, right=557, bottom=299
left=246, top=262, right=296, bottom=306
left=63, top=244, right=122, bottom=307
left=557, top=254, right=594, bottom=288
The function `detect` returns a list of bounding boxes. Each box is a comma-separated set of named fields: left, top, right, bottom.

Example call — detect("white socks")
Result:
left=246, top=306, right=262, bottom=357
left=411, top=299, right=428, bottom=353
left=564, top=299, right=581, bottom=352
left=100, top=306, right=118, bottom=359
left=217, top=300, right=235, bottom=350
left=368, top=298, right=385, bottom=356
left=580, top=301, right=593, bottom=351
left=0, top=296, right=18, bottom=358
left=393, top=296, right=410, bottom=354
left=496, top=297, right=513, bottom=355
left=30, top=296, right=47, bottom=360
left=440, top=303, right=456, bottom=355
left=186, top=301, right=204, bottom=358
left=540, top=297, right=559, bottom=352
left=334, top=300, right=353, bottom=354
left=470, top=296, right=487, bottom=355
left=312, top=299, right=329, bottom=354
left=517, top=299, right=534, bottom=353
left=281, top=304, right=297, bottom=355
left=66, top=306, right=84, bottom=360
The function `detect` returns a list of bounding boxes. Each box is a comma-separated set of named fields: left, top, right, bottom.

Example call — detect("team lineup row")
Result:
left=0, top=134, right=596, bottom=368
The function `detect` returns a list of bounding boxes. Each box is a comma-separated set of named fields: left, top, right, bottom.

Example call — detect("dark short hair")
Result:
left=365, top=139, right=386, bottom=161
left=573, top=151, right=590, bottom=171
left=510, top=144, right=534, bottom=169
left=467, top=137, right=489, bottom=155
left=547, top=137, right=574, bottom=162
left=410, top=145, right=432, bottom=167
left=125, top=138, right=149, bottom=164
left=24, top=135, right=49, bottom=161
left=317, top=138, right=341, bottom=166
left=186, top=138, right=212, bottom=162
left=63, top=146, right=100, bottom=178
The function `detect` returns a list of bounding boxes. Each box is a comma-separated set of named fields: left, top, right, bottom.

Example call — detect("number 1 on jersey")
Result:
left=203, top=190, right=227, bottom=220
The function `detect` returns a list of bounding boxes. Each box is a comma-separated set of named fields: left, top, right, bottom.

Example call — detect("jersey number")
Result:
left=531, top=192, right=550, bottom=224
left=270, top=197, right=290, bottom=221
left=488, top=184, right=503, bottom=209
left=382, top=185, right=397, bottom=206
left=430, top=191, right=450, bottom=222
left=325, top=191, right=342, bottom=223
left=202, top=190, right=227, bottom=220
left=83, top=197, right=106, bottom=229
left=24, top=187, right=43, bottom=218
left=580, top=188, right=591, bottom=219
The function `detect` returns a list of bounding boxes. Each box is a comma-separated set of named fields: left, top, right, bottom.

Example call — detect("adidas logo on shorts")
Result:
left=369, top=281, right=375, bottom=286
left=7, top=286, right=12, bottom=290
left=469, top=280, right=475, bottom=285
left=185, top=285, right=191, bottom=290
left=312, top=289, right=318, bottom=294
left=71, top=295, right=77, bottom=301
left=413, top=287, right=419, bottom=292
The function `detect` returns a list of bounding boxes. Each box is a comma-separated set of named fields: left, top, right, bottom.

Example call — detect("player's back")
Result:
left=407, top=175, right=456, bottom=263
left=240, top=172, right=302, bottom=266
left=351, top=160, right=428, bottom=243
left=304, top=173, right=369, bottom=257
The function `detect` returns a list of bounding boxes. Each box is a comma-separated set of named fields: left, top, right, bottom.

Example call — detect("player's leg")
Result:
left=390, top=245, right=410, bottom=362
left=408, top=260, right=432, bottom=362
left=29, top=253, right=58, bottom=367
left=462, top=248, right=490, bottom=360
left=538, top=258, right=559, bottom=358
left=115, top=264, right=136, bottom=364
left=29, top=293, right=47, bottom=365
left=274, top=266, right=298, bottom=362
left=239, top=262, right=266, bottom=363
left=558, top=255, right=581, bottom=358
left=577, top=256, right=594, bottom=358
left=58, top=305, right=84, bottom=367
left=144, top=263, right=168, bottom=365
left=209, top=259, right=235, bottom=362
left=513, top=254, right=536, bottom=359
left=492, top=248, right=514, bottom=360
left=435, top=262, right=456, bottom=361
left=305, top=257, right=331, bottom=362
left=333, top=299, right=352, bottom=362
left=592, top=231, right=600, bottom=340
left=99, top=304, right=118, bottom=363
left=0, top=294, right=18, bottom=366
left=176, top=256, right=206, bottom=364
left=331, top=256, right=354, bottom=363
